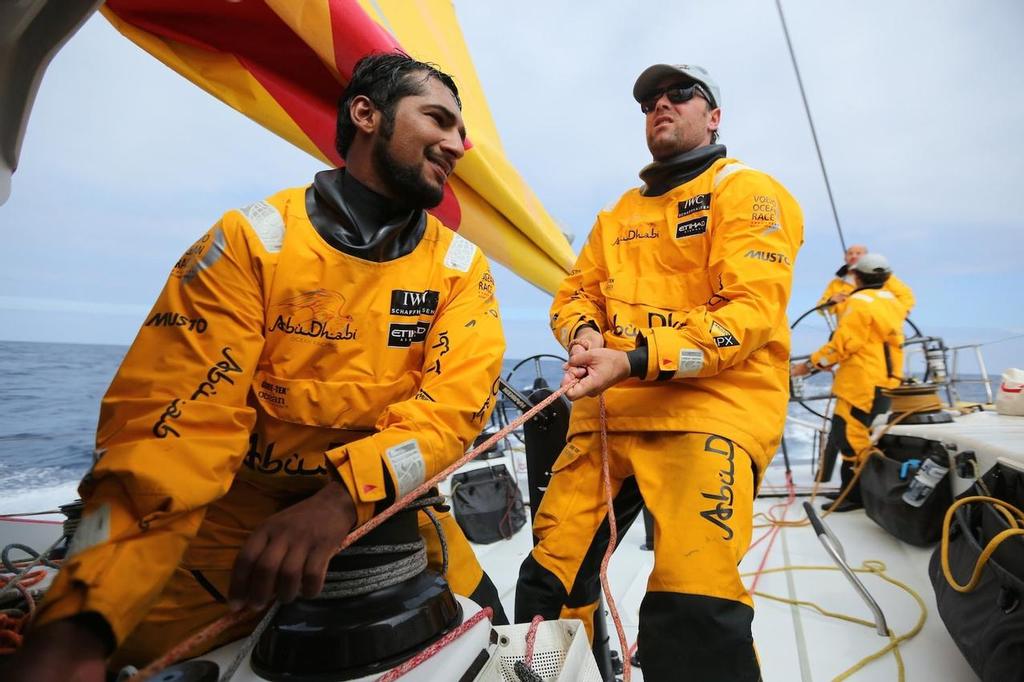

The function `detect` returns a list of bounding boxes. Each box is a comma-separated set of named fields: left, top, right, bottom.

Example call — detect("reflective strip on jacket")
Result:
left=34, top=187, right=505, bottom=645
left=550, top=157, right=804, bottom=468
left=811, top=288, right=905, bottom=413
left=818, top=273, right=915, bottom=318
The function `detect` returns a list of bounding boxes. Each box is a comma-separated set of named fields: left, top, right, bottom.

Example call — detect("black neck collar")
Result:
left=639, top=144, right=727, bottom=197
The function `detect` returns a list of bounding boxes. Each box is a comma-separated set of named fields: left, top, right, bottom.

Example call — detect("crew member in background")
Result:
left=794, top=253, right=906, bottom=512
left=515, top=62, right=803, bottom=681
left=818, top=243, right=915, bottom=321
left=6, top=53, right=507, bottom=682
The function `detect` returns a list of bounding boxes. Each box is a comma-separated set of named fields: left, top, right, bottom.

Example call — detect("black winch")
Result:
left=250, top=502, right=462, bottom=681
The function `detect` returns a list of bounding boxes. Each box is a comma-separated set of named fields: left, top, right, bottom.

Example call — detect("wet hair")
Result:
left=336, top=53, right=461, bottom=159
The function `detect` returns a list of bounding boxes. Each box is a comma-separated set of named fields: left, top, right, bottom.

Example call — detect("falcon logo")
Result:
left=270, top=289, right=357, bottom=341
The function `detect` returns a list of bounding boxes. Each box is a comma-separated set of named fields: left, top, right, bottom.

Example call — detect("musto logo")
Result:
left=269, top=289, right=357, bottom=341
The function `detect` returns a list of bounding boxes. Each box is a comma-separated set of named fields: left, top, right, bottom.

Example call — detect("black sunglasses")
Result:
left=640, top=83, right=708, bottom=114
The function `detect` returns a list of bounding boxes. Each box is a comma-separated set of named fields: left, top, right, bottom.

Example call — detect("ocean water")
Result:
left=0, top=340, right=1000, bottom=515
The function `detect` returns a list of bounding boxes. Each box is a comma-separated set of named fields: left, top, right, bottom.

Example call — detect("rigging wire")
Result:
left=774, top=0, right=848, bottom=253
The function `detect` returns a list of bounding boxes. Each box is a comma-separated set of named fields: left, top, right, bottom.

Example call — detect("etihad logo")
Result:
left=675, top=216, right=708, bottom=239
left=390, top=289, right=439, bottom=317
left=613, top=227, right=659, bottom=246
left=678, top=193, right=711, bottom=218
left=388, top=321, right=431, bottom=348
left=270, top=289, right=357, bottom=341
left=744, top=249, right=791, bottom=265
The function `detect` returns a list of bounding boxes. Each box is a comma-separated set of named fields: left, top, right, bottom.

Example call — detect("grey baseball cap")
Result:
left=633, top=64, right=721, bottom=109
left=852, top=252, right=892, bottom=274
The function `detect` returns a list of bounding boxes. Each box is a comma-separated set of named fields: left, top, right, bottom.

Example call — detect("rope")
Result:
left=755, top=405, right=931, bottom=531
left=940, top=496, right=1024, bottom=593
left=2, top=543, right=60, bottom=573
left=885, top=390, right=943, bottom=415
left=134, top=383, right=577, bottom=681
left=743, top=561, right=926, bottom=682
left=213, top=495, right=450, bottom=682
left=523, top=614, right=544, bottom=667
left=375, top=607, right=493, bottom=682
left=747, top=471, right=797, bottom=593
left=0, top=535, right=65, bottom=602
left=0, top=568, right=47, bottom=655
left=597, top=395, right=632, bottom=682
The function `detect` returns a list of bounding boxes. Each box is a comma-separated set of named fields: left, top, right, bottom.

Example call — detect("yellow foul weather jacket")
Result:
left=551, top=157, right=804, bottom=469
left=810, top=287, right=905, bottom=413
left=818, top=271, right=915, bottom=318
left=34, top=187, right=505, bottom=645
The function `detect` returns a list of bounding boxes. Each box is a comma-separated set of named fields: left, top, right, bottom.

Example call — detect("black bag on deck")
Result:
left=929, top=462, right=1024, bottom=681
left=859, top=434, right=953, bottom=546
left=450, top=464, right=526, bottom=544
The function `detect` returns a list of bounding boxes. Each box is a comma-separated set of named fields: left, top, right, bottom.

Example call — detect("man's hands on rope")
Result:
left=228, top=479, right=357, bottom=611
left=561, top=328, right=631, bottom=400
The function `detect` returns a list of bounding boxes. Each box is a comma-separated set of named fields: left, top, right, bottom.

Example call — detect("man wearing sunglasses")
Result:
left=516, top=64, right=803, bottom=681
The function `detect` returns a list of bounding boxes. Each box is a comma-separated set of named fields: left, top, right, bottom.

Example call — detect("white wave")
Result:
left=0, top=480, right=80, bottom=516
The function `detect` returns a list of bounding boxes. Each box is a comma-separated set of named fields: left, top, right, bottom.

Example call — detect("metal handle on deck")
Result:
left=802, top=502, right=889, bottom=637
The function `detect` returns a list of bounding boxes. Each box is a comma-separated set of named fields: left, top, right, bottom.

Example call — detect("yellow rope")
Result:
left=756, top=405, right=933, bottom=530
left=886, top=391, right=943, bottom=415
left=743, top=560, right=927, bottom=682
left=940, top=495, right=1024, bottom=593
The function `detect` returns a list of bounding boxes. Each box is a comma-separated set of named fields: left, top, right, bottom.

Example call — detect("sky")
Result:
left=1, top=0, right=1022, bottom=376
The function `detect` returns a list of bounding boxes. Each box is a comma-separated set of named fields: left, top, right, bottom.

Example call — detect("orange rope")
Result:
left=135, top=383, right=578, bottom=681
left=0, top=569, right=45, bottom=655
left=597, top=395, right=631, bottom=682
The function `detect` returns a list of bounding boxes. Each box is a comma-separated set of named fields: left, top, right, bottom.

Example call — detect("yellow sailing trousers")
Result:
left=109, top=479, right=501, bottom=669
left=516, top=431, right=760, bottom=681
left=822, top=394, right=889, bottom=504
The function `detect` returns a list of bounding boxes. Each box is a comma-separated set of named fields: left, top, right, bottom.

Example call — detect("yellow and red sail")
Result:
left=101, top=0, right=574, bottom=293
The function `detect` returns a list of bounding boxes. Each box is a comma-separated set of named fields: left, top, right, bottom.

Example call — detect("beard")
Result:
left=371, top=135, right=445, bottom=209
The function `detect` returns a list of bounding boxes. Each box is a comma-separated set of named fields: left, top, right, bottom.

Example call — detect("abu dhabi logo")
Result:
left=269, top=289, right=357, bottom=341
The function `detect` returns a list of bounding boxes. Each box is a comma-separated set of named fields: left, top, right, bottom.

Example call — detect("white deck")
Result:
left=474, top=495, right=978, bottom=681
left=2, top=450, right=985, bottom=681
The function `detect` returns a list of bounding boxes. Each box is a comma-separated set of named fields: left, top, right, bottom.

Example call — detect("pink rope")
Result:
left=747, top=471, right=797, bottom=594
left=375, top=607, right=493, bottom=682
left=523, top=614, right=544, bottom=666
left=597, top=395, right=631, bottom=682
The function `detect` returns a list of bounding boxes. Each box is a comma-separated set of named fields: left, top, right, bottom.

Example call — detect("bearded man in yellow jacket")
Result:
left=794, top=253, right=906, bottom=512
left=818, top=244, right=914, bottom=322
left=515, top=63, right=803, bottom=682
left=8, top=54, right=507, bottom=682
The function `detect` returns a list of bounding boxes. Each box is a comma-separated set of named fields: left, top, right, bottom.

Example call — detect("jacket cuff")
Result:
left=642, top=328, right=706, bottom=380
left=567, top=318, right=600, bottom=347
left=626, top=347, right=649, bottom=379
left=325, top=443, right=389, bottom=527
